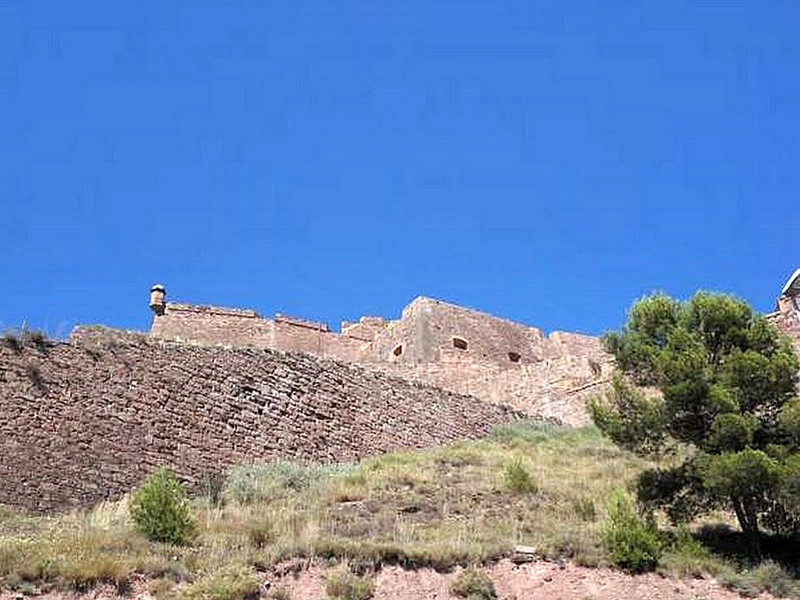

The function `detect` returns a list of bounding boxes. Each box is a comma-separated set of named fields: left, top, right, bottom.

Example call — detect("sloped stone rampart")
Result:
left=0, top=328, right=524, bottom=514
left=150, top=297, right=615, bottom=424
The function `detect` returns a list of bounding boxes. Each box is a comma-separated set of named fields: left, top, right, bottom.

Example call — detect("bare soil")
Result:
left=2, top=560, right=774, bottom=600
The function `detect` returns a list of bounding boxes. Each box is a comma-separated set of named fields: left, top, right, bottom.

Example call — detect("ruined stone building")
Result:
left=149, top=267, right=800, bottom=427
left=149, top=290, right=613, bottom=425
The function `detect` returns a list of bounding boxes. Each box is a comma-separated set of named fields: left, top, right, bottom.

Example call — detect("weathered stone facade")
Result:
left=767, top=268, right=800, bottom=355
left=149, top=274, right=800, bottom=428
left=0, top=328, right=524, bottom=513
left=151, top=295, right=613, bottom=425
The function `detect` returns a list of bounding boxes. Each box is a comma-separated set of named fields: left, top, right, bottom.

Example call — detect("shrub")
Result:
left=601, top=490, right=661, bottom=573
left=183, top=564, right=261, bottom=600
left=129, top=468, right=196, bottom=545
left=503, top=456, right=537, bottom=494
left=2, top=331, right=22, bottom=353
left=324, top=571, right=375, bottom=600
left=450, top=567, right=497, bottom=600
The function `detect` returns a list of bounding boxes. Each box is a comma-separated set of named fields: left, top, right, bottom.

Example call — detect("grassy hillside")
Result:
left=1, top=422, right=798, bottom=598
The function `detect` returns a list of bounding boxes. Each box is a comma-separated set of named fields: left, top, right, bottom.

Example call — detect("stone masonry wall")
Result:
left=368, top=353, right=611, bottom=426
left=150, top=297, right=614, bottom=424
left=150, top=304, right=369, bottom=362
left=769, top=306, right=800, bottom=356
left=0, top=328, right=524, bottom=514
left=359, top=299, right=613, bottom=426
left=375, top=297, right=550, bottom=366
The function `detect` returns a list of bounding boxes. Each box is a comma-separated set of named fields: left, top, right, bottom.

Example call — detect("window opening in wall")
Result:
left=508, top=352, right=521, bottom=363
left=393, top=344, right=404, bottom=357
left=452, top=337, right=468, bottom=350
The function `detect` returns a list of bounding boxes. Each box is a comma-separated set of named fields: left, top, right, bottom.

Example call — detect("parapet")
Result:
left=166, top=303, right=261, bottom=319
left=275, top=313, right=329, bottom=332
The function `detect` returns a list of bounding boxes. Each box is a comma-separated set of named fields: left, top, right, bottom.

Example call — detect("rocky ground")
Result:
left=0, top=560, right=775, bottom=600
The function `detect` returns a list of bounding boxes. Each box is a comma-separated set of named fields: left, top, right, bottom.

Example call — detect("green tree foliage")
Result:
left=129, top=467, right=197, bottom=545
left=589, top=292, right=800, bottom=553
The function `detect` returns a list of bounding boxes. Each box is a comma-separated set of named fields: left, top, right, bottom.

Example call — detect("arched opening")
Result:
left=452, top=337, right=468, bottom=350
left=508, top=351, right=521, bottom=363
left=393, top=344, right=404, bottom=357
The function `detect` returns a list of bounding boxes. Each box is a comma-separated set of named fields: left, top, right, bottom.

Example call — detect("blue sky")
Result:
left=1, top=1, right=799, bottom=338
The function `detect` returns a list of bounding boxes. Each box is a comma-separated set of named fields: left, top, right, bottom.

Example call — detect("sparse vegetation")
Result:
left=269, top=585, right=293, bottom=600
left=223, top=460, right=354, bottom=505
left=324, top=571, right=374, bottom=600
left=2, top=331, right=22, bottom=354
left=183, top=564, right=261, bottom=600
left=450, top=567, right=497, bottom=600
left=1, top=327, right=49, bottom=354
left=23, top=329, right=48, bottom=350
left=1, top=422, right=800, bottom=597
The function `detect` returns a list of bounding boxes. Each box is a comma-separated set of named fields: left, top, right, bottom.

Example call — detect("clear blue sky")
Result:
left=2, top=1, right=799, bottom=338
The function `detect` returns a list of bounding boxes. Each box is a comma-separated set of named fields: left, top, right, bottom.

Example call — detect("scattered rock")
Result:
left=510, top=545, right=536, bottom=564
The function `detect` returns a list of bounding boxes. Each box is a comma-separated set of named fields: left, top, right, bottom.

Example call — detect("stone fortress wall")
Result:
left=150, top=293, right=614, bottom=425
left=3, top=271, right=798, bottom=514
left=767, top=267, right=800, bottom=354
left=0, top=328, right=524, bottom=514
left=149, top=267, right=800, bottom=427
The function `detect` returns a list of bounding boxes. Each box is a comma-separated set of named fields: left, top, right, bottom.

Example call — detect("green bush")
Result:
left=502, top=456, right=537, bottom=494
left=601, top=490, right=661, bottom=573
left=129, top=468, right=196, bottom=545
left=450, top=567, right=497, bottom=600
left=324, top=571, right=374, bottom=600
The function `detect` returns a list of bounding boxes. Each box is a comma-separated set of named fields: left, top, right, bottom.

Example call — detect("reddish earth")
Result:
left=0, top=560, right=774, bottom=600
left=272, top=560, right=772, bottom=600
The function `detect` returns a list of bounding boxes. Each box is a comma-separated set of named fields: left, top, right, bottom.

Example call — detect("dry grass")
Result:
left=3, top=422, right=795, bottom=597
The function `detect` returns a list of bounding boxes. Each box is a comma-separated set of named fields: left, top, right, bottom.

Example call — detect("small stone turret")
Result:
left=149, top=285, right=166, bottom=316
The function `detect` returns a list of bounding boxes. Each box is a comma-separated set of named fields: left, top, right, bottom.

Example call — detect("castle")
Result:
left=1, top=272, right=798, bottom=514
left=146, top=269, right=800, bottom=426
left=148, top=288, right=613, bottom=426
